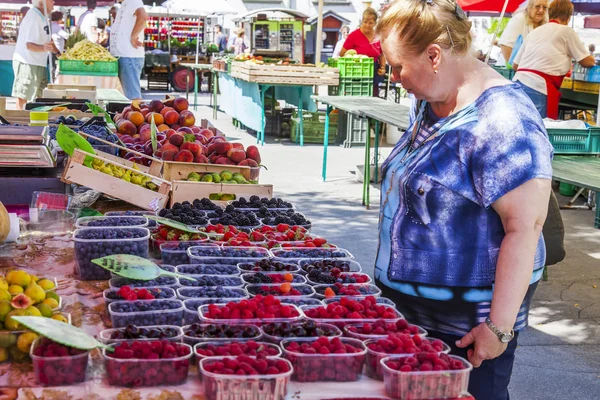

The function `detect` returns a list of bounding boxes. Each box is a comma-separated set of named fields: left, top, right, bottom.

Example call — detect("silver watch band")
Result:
left=485, top=317, right=514, bottom=342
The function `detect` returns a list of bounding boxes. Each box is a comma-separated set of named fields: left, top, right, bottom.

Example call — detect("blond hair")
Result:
left=363, top=7, right=378, bottom=22
left=376, top=0, right=472, bottom=55
left=525, top=0, right=549, bottom=26
left=549, top=0, right=573, bottom=21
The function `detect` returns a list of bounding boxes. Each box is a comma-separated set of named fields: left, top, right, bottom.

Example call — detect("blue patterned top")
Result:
left=375, top=83, right=553, bottom=336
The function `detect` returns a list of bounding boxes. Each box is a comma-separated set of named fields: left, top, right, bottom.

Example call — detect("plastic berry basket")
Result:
left=177, top=274, right=244, bottom=288
left=323, top=296, right=395, bottom=306
left=176, top=264, right=240, bottom=276
left=188, top=246, right=271, bottom=265
left=281, top=337, right=367, bottom=382
left=30, top=337, right=90, bottom=386
left=103, top=286, right=177, bottom=310
left=260, top=322, right=342, bottom=344
left=103, top=342, right=193, bottom=387
left=150, top=236, right=214, bottom=260
left=182, top=323, right=263, bottom=346
left=313, top=283, right=382, bottom=300
left=300, top=304, right=404, bottom=329
left=241, top=272, right=307, bottom=285
left=238, top=261, right=301, bottom=274
left=194, top=341, right=282, bottom=362
left=344, top=321, right=428, bottom=340
left=365, top=338, right=451, bottom=380
left=108, top=299, right=185, bottom=328
left=105, top=210, right=158, bottom=228
left=381, top=355, right=473, bottom=399
left=73, top=227, right=150, bottom=281
left=198, top=303, right=303, bottom=327
left=160, top=241, right=212, bottom=265
left=271, top=247, right=353, bottom=261
left=98, top=325, right=184, bottom=344
left=183, top=298, right=250, bottom=325
left=109, top=275, right=179, bottom=289
left=279, top=297, right=324, bottom=307
left=306, top=272, right=372, bottom=286
left=75, top=216, right=149, bottom=229
left=176, top=286, right=248, bottom=301
left=299, top=258, right=362, bottom=275
left=245, top=283, right=316, bottom=299
left=200, top=356, right=293, bottom=400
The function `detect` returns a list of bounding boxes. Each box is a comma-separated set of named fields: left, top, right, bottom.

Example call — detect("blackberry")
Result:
left=158, top=209, right=168, bottom=217
left=307, top=270, right=336, bottom=284
left=249, top=195, right=260, bottom=202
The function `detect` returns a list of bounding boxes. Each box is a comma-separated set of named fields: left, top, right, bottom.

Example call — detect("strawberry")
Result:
left=276, top=223, right=290, bottom=233
left=158, top=226, right=170, bottom=239
left=223, top=231, right=236, bottom=241
left=286, top=231, right=296, bottom=240
left=166, top=231, right=180, bottom=241
left=304, top=241, right=316, bottom=248
left=251, top=232, right=265, bottom=242
left=312, top=238, right=327, bottom=247
left=237, top=232, right=249, bottom=240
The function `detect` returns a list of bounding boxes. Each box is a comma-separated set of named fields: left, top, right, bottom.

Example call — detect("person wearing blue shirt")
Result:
left=213, top=25, right=228, bottom=53
left=376, top=1, right=554, bottom=399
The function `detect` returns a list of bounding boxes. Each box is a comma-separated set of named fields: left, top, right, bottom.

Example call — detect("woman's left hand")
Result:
left=377, top=67, right=386, bottom=76
left=455, top=322, right=508, bottom=367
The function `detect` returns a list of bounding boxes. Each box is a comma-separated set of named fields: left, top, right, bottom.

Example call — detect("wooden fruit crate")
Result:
left=0, top=97, right=95, bottom=125
left=162, top=161, right=254, bottom=182
left=170, top=181, right=272, bottom=207
left=62, top=149, right=171, bottom=211
left=230, top=63, right=339, bottom=86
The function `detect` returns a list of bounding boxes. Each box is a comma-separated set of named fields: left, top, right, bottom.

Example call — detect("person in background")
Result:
left=77, top=0, right=98, bottom=43
left=513, top=0, right=595, bottom=119
left=332, top=25, right=350, bottom=58
left=97, top=19, right=109, bottom=47
left=375, top=1, right=553, bottom=399
left=233, top=28, right=248, bottom=55
left=498, top=0, right=548, bottom=66
left=213, top=25, right=227, bottom=52
left=20, top=6, right=29, bottom=19
left=105, top=6, right=118, bottom=49
left=110, top=0, right=147, bottom=100
left=51, top=11, right=68, bottom=54
left=12, top=0, right=57, bottom=110
left=340, top=8, right=386, bottom=95
left=589, top=43, right=596, bottom=55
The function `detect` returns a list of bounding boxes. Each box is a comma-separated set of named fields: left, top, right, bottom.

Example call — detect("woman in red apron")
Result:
left=512, top=0, right=595, bottom=118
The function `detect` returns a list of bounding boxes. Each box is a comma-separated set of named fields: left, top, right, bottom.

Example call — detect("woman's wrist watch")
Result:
left=485, top=317, right=515, bottom=343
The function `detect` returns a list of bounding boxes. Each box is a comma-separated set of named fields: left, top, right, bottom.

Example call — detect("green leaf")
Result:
left=10, top=316, right=110, bottom=351
left=147, top=215, right=203, bottom=233
left=151, top=114, right=158, bottom=153
left=86, top=103, right=115, bottom=127
left=91, top=254, right=196, bottom=281
left=55, top=124, right=95, bottom=167
left=184, top=133, right=196, bottom=143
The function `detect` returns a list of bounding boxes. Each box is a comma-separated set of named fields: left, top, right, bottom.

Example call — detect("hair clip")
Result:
left=422, top=0, right=435, bottom=5
left=446, top=25, right=455, bottom=48
left=455, top=3, right=467, bottom=20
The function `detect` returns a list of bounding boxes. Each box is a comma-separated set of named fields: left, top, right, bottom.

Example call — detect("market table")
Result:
left=552, top=155, right=600, bottom=228
left=313, top=95, right=411, bottom=208
left=179, top=63, right=214, bottom=114
left=96, top=88, right=129, bottom=104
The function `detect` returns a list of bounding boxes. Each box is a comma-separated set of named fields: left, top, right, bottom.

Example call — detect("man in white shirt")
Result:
left=12, top=0, right=57, bottom=110
left=110, top=0, right=148, bottom=100
left=78, top=0, right=98, bottom=43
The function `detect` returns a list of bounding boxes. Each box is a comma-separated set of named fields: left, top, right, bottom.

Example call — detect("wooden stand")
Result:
left=170, top=181, right=272, bottom=207
left=0, top=97, right=95, bottom=124
left=162, top=161, right=254, bottom=182
left=231, top=63, right=339, bottom=86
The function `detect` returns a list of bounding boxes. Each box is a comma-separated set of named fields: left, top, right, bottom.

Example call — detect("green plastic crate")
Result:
left=58, top=59, right=118, bottom=76
left=337, top=57, right=374, bottom=78
left=290, top=111, right=338, bottom=144
left=338, top=77, right=373, bottom=97
left=328, top=58, right=338, bottom=68
left=547, top=128, right=600, bottom=154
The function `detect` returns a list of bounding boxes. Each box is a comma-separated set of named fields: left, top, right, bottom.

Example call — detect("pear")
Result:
left=24, top=281, right=46, bottom=304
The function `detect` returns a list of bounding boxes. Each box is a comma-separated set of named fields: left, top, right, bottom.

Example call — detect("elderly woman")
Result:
left=499, top=0, right=548, bottom=65
left=375, top=1, right=553, bottom=399
left=513, top=0, right=595, bottom=118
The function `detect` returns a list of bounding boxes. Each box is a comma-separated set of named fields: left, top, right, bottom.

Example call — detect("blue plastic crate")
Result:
left=547, top=128, right=600, bottom=154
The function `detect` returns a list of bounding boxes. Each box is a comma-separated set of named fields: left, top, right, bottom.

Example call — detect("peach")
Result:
left=194, top=154, right=209, bottom=164
left=141, top=109, right=150, bottom=117
left=246, top=145, right=261, bottom=164
left=178, top=127, right=194, bottom=135
left=239, top=159, right=259, bottom=168
left=228, top=149, right=246, bottom=164
left=179, top=110, right=195, bottom=127
left=139, top=129, right=152, bottom=144
left=118, top=120, right=137, bottom=136
left=131, top=100, right=143, bottom=111
left=128, top=111, right=145, bottom=127
left=198, top=128, right=215, bottom=140
left=216, top=156, right=235, bottom=165
left=173, top=97, right=189, bottom=112
left=160, top=106, right=174, bottom=117
left=148, top=99, right=165, bottom=113
left=114, top=113, right=123, bottom=122
left=161, top=150, right=176, bottom=161
left=165, top=129, right=178, bottom=139
left=157, top=124, right=170, bottom=132
left=174, top=149, right=194, bottom=163
left=169, top=133, right=184, bottom=147
left=181, top=141, right=201, bottom=157
left=132, top=134, right=140, bottom=140
left=121, top=135, right=134, bottom=144
left=191, top=126, right=201, bottom=133
left=161, top=142, right=180, bottom=153
left=154, top=150, right=163, bottom=158
left=214, top=141, right=232, bottom=155
left=170, top=124, right=181, bottom=131
left=146, top=112, right=165, bottom=125
left=164, top=110, right=180, bottom=126
left=138, top=123, right=151, bottom=136
left=208, top=153, right=220, bottom=164
left=163, top=94, right=176, bottom=107
left=122, top=106, right=132, bottom=114
left=231, top=143, right=245, bottom=150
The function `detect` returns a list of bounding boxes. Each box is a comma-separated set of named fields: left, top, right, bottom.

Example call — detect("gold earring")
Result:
left=434, top=70, right=438, bottom=74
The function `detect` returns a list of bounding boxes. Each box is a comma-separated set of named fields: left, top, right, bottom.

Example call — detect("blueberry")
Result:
left=176, top=264, right=239, bottom=275
left=238, top=259, right=300, bottom=273
left=183, top=324, right=260, bottom=339
left=178, top=275, right=242, bottom=287
left=177, top=286, right=246, bottom=299
left=82, top=217, right=147, bottom=227
left=109, top=299, right=184, bottom=327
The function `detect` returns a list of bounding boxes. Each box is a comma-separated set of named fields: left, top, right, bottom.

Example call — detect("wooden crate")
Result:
left=162, top=161, right=254, bottom=182
left=231, top=63, right=339, bottom=86
left=170, top=181, right=272, bottom=207
left=0, top=97, right=95, bottom=124
left=62, top=149, right=171, bottom=211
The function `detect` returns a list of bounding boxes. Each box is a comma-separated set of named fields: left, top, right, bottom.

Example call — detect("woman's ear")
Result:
left=426, top=44, right=443, bottom=71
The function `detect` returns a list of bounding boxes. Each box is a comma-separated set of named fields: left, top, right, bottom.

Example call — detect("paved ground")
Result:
left=182, top=93, right=600, bottom=400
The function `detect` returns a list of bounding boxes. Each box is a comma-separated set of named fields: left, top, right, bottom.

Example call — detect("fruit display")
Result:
left=75, top=216, right=148, bottom=228
left=31, top=338, right=90, bottom=386
left=245, top=283, right=315, bottom=298
left=253, top=224, right=308, bottom=241
left=208, top=208, right=260, bottom=228
left=54, top=115, right=85, bottom=126
left=158, top=241, right=212, bottom=265
left=104, top=341, right=192, bottom=387
left=258, top=209, right=311, bottom=228
left=307, top=270, right=371, bottom=285
left=187, top=246, right=271, bottom=265
left=177, top=286, right=247, bottom=300
left=271, top=248, right=352, bottom=260
left=80, top=123, right=120, bottom=147
left=177, top=275, right=243, bottom=288
left=59, top=39, right=116, bottom=61
left=344, top=319, right=427, bottom=340
left=279, top=239, right=336, bottom=249
left=241, top=272, right=305, bottom=285
left=260, top=321, right=342, bottom=344
left=158, top=202, right=210, bottom=225
left=238, top=260, right=301, bottom=274
left=219, top=230, right=268, bottom=248
left=301, top=296, right=402, bottom=327
left=231, top=196, right=293, bottom=210
left=89, top=158, right=162, bottom=192
left=281, top=337, right=366, bottom=382
left=365, top=334, right=450, bottom=380
left=99, top=325, right=184, bottom=343
left=183, top=324, right=262, bottom=346
left=300, top=259, right=362, bottom=275
left=315, top=283, right=381, bottom=299
left=175, top=264, right=240, bottom=276
left=200, top=296, right=301, bottom=323
left=200, top=356, right=293, bottom=400
left=103, top=286, right=176, bottom=307
left=109, top=299, right=185, bottom=328
left=381, top=354, right=472, bottom=400
left=194, top=341, right=281, bottom=360
left=73, top=228, right=150, bottom=280
left=110, top=276, right=179, bottom=289
left=182, top=170, right=257, bottom=185
left=105, top=211, right=158, bottom=228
